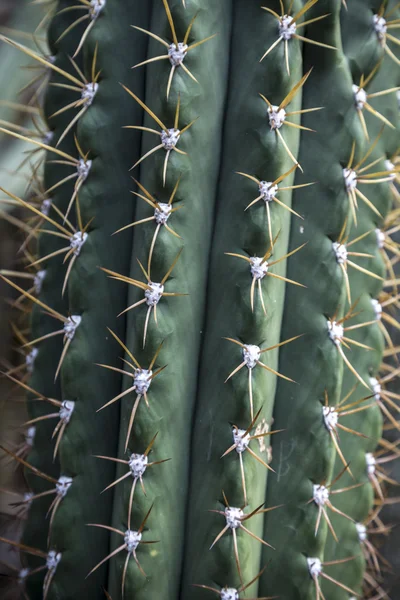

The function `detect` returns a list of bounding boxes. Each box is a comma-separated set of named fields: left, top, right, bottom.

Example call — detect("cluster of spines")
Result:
left=258, top=2, right=400, bottom=599
left=0, top=1, right=399, bottom=599
left=0, top=0, right=141, bottom=597
left=317, top=3, right=400, bottom=598
left=0, top=2, right=90, bottom=596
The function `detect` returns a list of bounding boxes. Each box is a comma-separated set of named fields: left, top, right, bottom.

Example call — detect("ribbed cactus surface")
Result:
left=0, top=1, right=400, bottom=599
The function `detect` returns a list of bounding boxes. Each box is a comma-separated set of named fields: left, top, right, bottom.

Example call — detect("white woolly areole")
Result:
left=43, top=131, right=54, bottom=145
left=327, top=320, right=343, bottom=346
left=90, top=0, right=105, bottom=19
left=373, top=14, right=387, bottom=41
left=307, top=557, right=322, bottom=578
left=220, top=588, right=239, bottom=600
left=375, top=228, right=385, bottom=249
left=18, top=568, right=30, bottom=582
left=154, top=202, right=172, bottom=225
left=69, top=231, right=88, bottom=257
left=313, top=484, right=329, bottom=506
left=225, top=506, right=243, bottom=529
left=366, top=452, right=376, bottom=476
left=268, top=105, right=286, bottom=130
left=124, top=529, right=142, bottom=552
left=23, top=491, right=34, bottom=505
left=356, top=522, right=367, bottom=542
left=161, top=128, right=180, bottom=150
left=242, top=344, right=261, bottom=369
left=250, top=256, right=269, bottom=280
left=133, top=368, right=152, bottom=396
left=168, top=42, right=188, bottom=66
left=370, top=376, right=381, bottom=400
left=41, top=198, right=52, bottom=216
left=371, top=298, right=382, bottom=321
left=397, top=90, right=400, bottom=108
left=46, top=550, right=61, bottom=571
left=352, top=84, right=367, bottom=111
left=56, top=476, right=73, bottom=498
left=145, top=282, right=164, bottom=307
left=385, top=159, right=396, bottom=180
left=26, top=348, right=38, bottom=374
left=233, top=427, right=251, bottom=454
left=279, top=15, right=297, bottom=40
left=129, top=453, right=148, bottom=479
left=81, top=82, right=98, bottom=106
left=77, top=158, right=92, bottom=181
left=259, top=180, right=278, bottom=202
left=322, top=406, right=338, bottom=432
left=63, top=315, right=81, bottom=340
left=34, top=269, right=46, bottom=295
left=332, top=241, right=348, bottom=264
left=343, top=167, right=357, bottom=191
left=59, top=400, right=75, bottom=424
left=25, top=426, right=36, bottom=447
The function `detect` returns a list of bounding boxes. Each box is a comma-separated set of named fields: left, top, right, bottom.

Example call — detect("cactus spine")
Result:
left=0, top=1, right=399, bottom=599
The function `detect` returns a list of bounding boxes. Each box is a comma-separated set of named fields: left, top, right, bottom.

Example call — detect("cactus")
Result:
left=0, top=1, right=400, bottom=599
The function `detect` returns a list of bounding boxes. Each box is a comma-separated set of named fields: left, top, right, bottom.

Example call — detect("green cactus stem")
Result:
left=0, top=1, right=399, bottom=599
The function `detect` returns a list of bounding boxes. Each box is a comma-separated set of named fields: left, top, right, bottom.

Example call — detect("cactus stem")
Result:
left=54, top=0, right=105, bottom=58
left=322, top=388, right=374, bottom=475
left=51, top=51, right=100, bottom=147
left=238, top=164, right=308, bottom=245
left=2, top=373, right=76, bottom=459
left=0, top=135, right=91, bottom=221
left=352, top=63, right=399, bottom=139
left=259, top=71, right=323, bottom=167
left=209, top=493, right=281, bottom=584
left=43, top=550, right=62, bottom=600
left=260, top=0, right=336, bottom=72
left=113, top=177, right=183, bottom=272
left=370, top=372, right=400, bottom=433
left=102, top=249, right=185, bottom=346
left=114, top=176, right=182, bottom=272
left=333, top=223, right=383, bottom=302
left=224, top=335, right=300, bottom=419
left=0, top=537, right=60, bottom=600
left=87, top=504, right=157, bottom=596
left=374, top=2, right=400, bottom=66
left=309, top=462, right=363, bottom=541
left=3, top=192, right=90, bottom=296
left=226, top=240, right=306, bottom=313
left=221, top=406, right=282, bottom=504
left=193, top=565, right=273, bottom=599
left=132, top=0, right=216, bottom=99
left=123, top=88, right=197, bottom=185
left=344, top=131, right=397, bottom=224
left=23, top=399, right=75, bottom=459
left=94, top=433, right=170, bottom=523
left=327, top=302, right=376, bottom=388
left=307, top=556, right=358, bottom=599
left=0, top=275, right=82, bottom=380
left=365, top=451, right=391, bottom=501
left=96, top=332, right=166, bottom=450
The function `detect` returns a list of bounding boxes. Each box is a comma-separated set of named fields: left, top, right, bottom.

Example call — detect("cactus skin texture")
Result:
left=0, top=1, right=400, bottom=599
